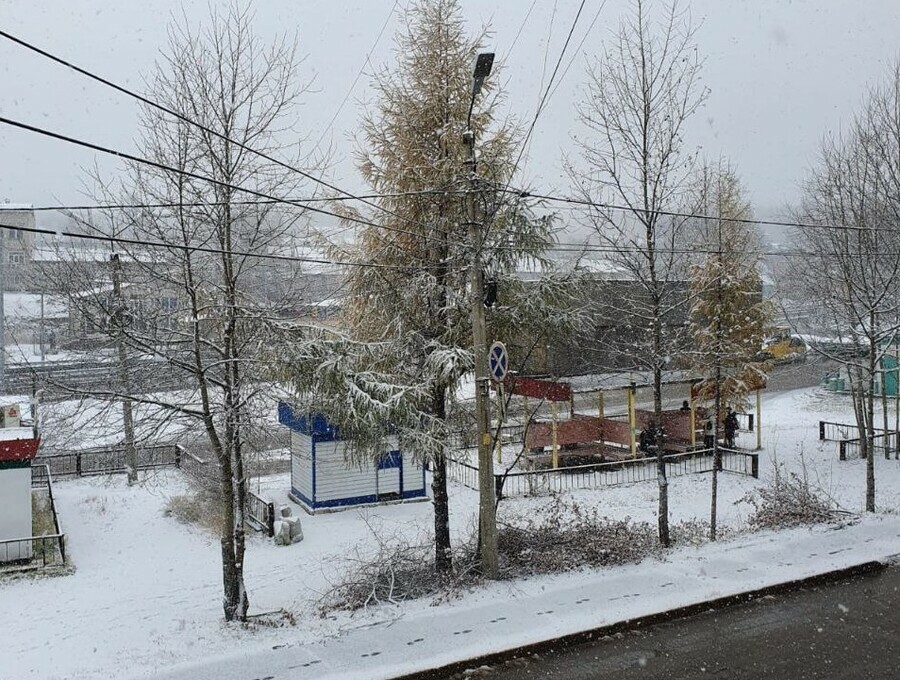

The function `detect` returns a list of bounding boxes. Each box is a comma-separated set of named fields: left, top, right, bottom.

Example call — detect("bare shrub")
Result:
left=164, top=489, right=224, bottom=535
left=497, top=497, right=661, bottom=575
left=318, top=529, right=477, bottom=614
left=740, top=466, right=849, bottom=530
left=320, top=496, right=709, bottom=614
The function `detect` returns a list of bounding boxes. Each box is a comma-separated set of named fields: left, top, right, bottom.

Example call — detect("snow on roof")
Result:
left=0, top=203, right=34, bottom=210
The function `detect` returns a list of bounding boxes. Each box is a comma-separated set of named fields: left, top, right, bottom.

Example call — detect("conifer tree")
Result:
left=286, top=0, right=574, bottom=576
left=689, top=161, right=772, bottom=539
left=690, top=162, right=771, bottom=410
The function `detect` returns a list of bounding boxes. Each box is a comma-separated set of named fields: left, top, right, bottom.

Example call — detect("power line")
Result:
left=312, top=0, right=399, bottom=152
left=0, top=221, right=419, bottom=271
left=0, top=190, right=460, bottom=214
left=478, top=0, right=589, bottom=253
left=508, top=189, right=900, bottom=235
left=0, top=114, right=472, bottom=251
left=0, top=27, right=436, bottom=237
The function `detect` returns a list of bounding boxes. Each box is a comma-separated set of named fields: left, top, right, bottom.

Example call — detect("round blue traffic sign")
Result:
left=488, top=341, right=508, bottom=382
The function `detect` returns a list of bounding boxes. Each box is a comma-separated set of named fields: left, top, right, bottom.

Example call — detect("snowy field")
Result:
left=2, top=386, right=900, bottom=680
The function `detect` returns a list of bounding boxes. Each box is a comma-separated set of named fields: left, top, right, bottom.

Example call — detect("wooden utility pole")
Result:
left=110, top=253, right=138, bottom=485
left=466, top=52, right=498, bottom=579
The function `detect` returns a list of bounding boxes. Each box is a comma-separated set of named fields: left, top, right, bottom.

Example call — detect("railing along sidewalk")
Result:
left=450, top=447, right=759, bottom=499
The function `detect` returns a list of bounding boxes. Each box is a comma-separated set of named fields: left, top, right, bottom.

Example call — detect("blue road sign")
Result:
left=488, top=341, right=508, bottom=382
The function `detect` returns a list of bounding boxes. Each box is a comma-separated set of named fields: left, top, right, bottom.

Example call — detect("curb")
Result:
left=390, top=560, right=887, bottom=680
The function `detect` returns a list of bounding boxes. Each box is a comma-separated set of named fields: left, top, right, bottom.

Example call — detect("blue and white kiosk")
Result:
left=278, top=402, right=428, bottom=514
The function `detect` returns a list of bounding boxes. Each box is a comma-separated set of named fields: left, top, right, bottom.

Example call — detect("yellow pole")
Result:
left=756, top=388, right=762, bottom=451
left=628, top=384, right=637, bottom=458
left=598, top=391, right=605, bottom=419
left=551, top=401, right=559, bottom=469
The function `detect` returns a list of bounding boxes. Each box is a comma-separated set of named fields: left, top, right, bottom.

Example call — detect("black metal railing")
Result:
left=819, top=420, right=861, bottom=442
left=246, top=490, right=276, bottom=537
left=35, top=444, right=181, bottom=478
left=449, top=448, right=759, bottom=499
left=818, top=421, right=899, bottom=460
left=839, top=432, right=899, bottom=460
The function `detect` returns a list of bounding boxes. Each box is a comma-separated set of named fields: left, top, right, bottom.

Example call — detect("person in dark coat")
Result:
left=703, top=417, right=715, bottom=451
left=639, top=423, right=658, bottom=454
left=724, top=407, right=739, bottom=448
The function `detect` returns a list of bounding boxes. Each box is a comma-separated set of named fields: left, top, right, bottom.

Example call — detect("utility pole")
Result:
left=110, top=253, right=138, bottom=485
left=466, top=52, right=498, bottom=579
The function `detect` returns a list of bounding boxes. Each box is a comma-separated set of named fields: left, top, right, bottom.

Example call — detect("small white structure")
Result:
left=278, top=402, right=427, bottom=514
left=0, top=399, right=40, bottom=563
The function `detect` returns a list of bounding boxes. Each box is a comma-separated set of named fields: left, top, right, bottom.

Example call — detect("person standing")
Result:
left=724, top=407, right=739, bottom=448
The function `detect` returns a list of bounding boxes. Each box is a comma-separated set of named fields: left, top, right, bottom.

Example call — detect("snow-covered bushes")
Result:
left=740, top=467, right=848, bottom=530
left=320, top=497, right=713, bottom=613
left=497, top=497, right=661, bottom=574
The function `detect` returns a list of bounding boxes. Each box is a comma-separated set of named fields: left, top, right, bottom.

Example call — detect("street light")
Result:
left=465, top=51, right=498, bottom=579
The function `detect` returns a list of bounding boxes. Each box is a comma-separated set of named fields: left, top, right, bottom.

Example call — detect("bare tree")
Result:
left=39, top=4, right=316, bottom=621
left=793, top=66, right=900, bottom=511
left=569, top=0, right=706, bottom=546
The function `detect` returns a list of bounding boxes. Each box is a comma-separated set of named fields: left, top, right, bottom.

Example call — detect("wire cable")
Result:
left=0, top=114, right=472, bottom=250
left=0, top=27, right=436, bottom=236
left=0, top=221, right=422, bottom=271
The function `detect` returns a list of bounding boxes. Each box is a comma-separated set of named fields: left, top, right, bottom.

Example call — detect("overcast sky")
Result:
left=2, top=0, right=899, bottom=225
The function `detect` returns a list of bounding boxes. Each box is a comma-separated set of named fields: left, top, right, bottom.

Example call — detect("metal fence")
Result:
left=0, top=464, right=66, bottom=570
left=35, top=444, right=182, bottom=478
left=819, top=420, right=861, bottom=442
left=839, top=432, right=899, bottom=461
left=448, top=448, right=759, bottom=498
left=818, top=421, right=900, bottom=460
left=246, top=490, right=276, bottom=537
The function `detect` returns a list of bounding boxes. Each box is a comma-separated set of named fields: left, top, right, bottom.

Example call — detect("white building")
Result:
left=278, top=402, right=427, bottom=514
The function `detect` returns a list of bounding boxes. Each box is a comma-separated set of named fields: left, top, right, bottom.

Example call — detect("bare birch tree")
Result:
left=793, top=65, right=900, bottom=511
left=42, top=5, right=315, bottom=621
left=569, top=0, right=706, bottom=546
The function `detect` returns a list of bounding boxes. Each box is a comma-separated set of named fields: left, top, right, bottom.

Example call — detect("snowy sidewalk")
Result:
left=146, top=515, right=900, bottom=680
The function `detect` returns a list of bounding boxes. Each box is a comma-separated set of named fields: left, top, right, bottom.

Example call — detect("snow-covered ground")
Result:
left=2, top=385, right=900, bottom=680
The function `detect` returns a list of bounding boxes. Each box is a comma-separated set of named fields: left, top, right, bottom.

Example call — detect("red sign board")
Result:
left=504, top=376, right=572, bottom=402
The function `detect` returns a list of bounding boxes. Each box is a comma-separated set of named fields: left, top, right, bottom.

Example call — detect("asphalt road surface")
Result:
left=442, top=565, right=900, bottom=680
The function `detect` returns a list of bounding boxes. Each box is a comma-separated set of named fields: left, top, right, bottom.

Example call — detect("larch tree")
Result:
left=689, top=160, right=772, bottom=539
left=569, top=0, right=706, bottom=546
left=283, top=0, right=574, bottom=576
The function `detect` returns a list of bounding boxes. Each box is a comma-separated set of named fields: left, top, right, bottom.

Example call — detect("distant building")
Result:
left=0, top=204, right=37, bottom=291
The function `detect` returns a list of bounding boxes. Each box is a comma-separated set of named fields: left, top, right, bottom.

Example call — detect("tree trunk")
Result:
left=653, top=363, right=670, bottom=547
left=431, top=388, right=452, bottom=574
left=866, top=335, right=876, bottom=512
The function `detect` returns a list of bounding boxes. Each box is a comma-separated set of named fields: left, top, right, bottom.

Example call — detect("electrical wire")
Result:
left=0, top=114, right=472, bottom=251
left=0, top=190, right=462, bottom=214
left=0, top=221, right=422, bottom=271
left=0, top=27, right=437, bottom=237
left=312, top=0, right=400, bottom=152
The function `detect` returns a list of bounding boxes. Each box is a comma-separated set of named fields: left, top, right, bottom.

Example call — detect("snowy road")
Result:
left=443, top=564, right=900, bottom=679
